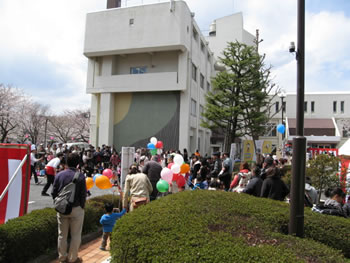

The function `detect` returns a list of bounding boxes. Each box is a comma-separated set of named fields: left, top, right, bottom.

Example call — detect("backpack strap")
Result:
left=72, top=171, right=80, bottom=183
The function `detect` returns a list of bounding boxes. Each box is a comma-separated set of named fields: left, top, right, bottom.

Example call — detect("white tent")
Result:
left=339, top=138, right=350, bottom=155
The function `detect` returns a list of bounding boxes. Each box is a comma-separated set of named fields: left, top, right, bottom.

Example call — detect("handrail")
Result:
left=0, top=154, right=28, bottom=203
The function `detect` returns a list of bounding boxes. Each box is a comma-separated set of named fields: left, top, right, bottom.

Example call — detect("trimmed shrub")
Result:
left=0, top=194, right=119, bottom=263
left=111, top=191, right=350, bottom=262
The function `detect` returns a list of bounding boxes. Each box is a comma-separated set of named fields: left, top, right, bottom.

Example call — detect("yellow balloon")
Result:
left=86, top=177, right=94, bottom=190
left=95, top=175, right=112, bottom=189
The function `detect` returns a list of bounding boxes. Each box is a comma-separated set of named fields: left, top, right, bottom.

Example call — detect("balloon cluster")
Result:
left=147, top=137, right=163, bottom=155
left=85, top=169, right=114, bottom=190
left=156, top=154, right=190, bottom=193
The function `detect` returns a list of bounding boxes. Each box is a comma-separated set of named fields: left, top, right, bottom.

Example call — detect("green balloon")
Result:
left=150, top=149, right=157, bottom=155
left=156, top=179, right=169, bottom=193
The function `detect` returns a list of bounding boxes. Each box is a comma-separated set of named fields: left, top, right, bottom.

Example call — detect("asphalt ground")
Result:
left=28, top=176, right=121, bottom=213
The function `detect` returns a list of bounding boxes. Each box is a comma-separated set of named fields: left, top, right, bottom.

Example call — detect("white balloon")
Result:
left=171, top=164, right=181, bottom=174
left=150, top=137, right=157, bottom=145
left=173, top=154, right=184, bottom=166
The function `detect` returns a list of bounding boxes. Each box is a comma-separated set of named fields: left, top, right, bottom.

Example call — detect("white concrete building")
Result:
left=206, top=12, right=255, bottom=59
left=84, top=1, right=215, bottom=154
left=261, top=92, right=350, bottom=151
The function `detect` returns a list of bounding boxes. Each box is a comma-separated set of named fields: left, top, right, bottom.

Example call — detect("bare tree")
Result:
left=0, top=84, right=25, bottom=142
left=16, top=102, right=50, bottom=145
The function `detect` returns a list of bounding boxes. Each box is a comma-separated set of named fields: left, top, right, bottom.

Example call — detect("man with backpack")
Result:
left=52, top=153, right=86, bottom=263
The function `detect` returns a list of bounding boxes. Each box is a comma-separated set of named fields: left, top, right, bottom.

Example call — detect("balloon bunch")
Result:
left=156, top=154, right=190, bottom=193
left=147, top=137, right=163, bottom=155
left=85, top=168, right=114, bottom=190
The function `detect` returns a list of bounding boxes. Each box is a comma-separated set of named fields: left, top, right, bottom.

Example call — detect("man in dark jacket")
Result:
left=210, top=152, right=222, bottom=178
left=260, top=167, right=289, bottom=201
left=142, top=155, right=162, bottom=201
left=52, top=153, right=86, bottom=263
left=243, top=166, right=263, bottom=197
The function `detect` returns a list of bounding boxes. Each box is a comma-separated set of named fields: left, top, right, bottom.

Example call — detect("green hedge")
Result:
left=111, top=191, right=350, bottom=262
left=0, top=194, right=119, bottom=263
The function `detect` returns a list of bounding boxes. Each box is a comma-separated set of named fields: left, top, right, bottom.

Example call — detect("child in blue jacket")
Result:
left=99, top=203, right=126, bottom=250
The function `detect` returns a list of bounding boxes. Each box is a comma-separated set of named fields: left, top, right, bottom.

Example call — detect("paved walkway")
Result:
left=50, top=237, right=111, bottom=263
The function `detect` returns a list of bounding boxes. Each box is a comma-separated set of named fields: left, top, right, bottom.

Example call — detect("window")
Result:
left=304, top=101, right=307, bottom=113
left=311, top=101, right=315, bottom=113
left=275, top=101, right=279, bottom=113
left=282, top=101, right=286, bottom=113
left=207, top=81, right=210, bottom=92
left=341, top=101, right=344, bottom=113
left=201, top=41, right=205, bottom=52
left=333, top=101, right=337, bottom=113
left=200, top=73, right=204, bottom=89
left=191, top=99, right=197, bottom=116
left=192, top=27, right=198, bottom=41
left=199, top=105, right=204, bottom=119
left=192, top=63, right=197, bottom=82
left=130, top=66, right=147, bottom=74
left=129, top=18, right=134, bottom=25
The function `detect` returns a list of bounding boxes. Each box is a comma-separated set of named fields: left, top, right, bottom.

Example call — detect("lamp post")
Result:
left=289, top=0, right=306, bottom=238
left=278, top=90, right=286, bottom=157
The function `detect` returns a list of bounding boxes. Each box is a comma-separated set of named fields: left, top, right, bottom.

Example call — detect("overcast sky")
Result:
left=0, top=0, right=349, bottom=113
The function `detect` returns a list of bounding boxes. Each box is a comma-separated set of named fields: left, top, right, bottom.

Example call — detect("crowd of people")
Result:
left=27, top=142, right=350, bottom=262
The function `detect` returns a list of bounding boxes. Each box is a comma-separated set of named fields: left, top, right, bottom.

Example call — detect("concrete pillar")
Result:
left=178, top=51, right=190, bottom=151
left=90, top=94, right=99, bottom=147
left=98, top=93, right=115, bottom=146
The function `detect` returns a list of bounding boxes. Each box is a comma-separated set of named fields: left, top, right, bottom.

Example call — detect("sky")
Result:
left=0, top=0, right=349, bottom=113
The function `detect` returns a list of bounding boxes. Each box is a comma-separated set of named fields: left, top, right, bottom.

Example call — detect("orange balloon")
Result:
left=86, top=177, right=94, bottom=190
left=180, top=163, right=190, bottom=174
left=95, top=175, right=112, bottom=189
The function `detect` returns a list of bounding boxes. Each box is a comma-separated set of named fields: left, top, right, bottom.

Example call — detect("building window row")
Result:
left=333, top=101, right=345, bottom=113
left=304, top=101, right=315, bottom=113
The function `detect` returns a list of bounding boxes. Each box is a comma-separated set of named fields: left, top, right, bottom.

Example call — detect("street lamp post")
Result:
left=278, top=90, right=286, bottom=156
left=289, top=0, right=306, bottom=238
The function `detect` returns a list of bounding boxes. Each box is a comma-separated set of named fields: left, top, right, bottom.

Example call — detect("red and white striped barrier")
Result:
left=0, top=144, right=30, bottom=224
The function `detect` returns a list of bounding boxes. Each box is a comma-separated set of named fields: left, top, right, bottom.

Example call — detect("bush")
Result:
left=111, top=191, right=350, bottom=262
left=0, top=194, right=119, bottom=263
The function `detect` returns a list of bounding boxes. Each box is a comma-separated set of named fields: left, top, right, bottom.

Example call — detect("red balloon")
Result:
left=167, top=163, right=174, bottom=169
left=155, top=141, right=163, bottom=149
left=102, top=168, right=114, bottom=179
left=176, top=175, right=186, bottom=188
left=172, top=173, right=180, bottom=182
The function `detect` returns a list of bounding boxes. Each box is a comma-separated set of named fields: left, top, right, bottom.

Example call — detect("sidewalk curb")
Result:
left=28, top=228, right=103, bottom=263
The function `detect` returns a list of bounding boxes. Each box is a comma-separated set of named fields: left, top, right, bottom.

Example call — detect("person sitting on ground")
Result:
left=99, top=203, right=126, bottom=251
left=260, top=167, right=289, bottom=201
left=242, top=166, right=263, bottom=197
left=318, top=188, right=347, bottom=217
left=260, top=156, right=275, bottom=180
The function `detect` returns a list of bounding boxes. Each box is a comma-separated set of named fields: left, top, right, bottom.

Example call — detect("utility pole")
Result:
left=289, top=0, right=306, bottom=238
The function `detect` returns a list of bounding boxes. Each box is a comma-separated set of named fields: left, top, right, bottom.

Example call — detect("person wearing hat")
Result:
left=30, top=145, right=43, bottom=185
left=260, top=156, right=275, bottom=180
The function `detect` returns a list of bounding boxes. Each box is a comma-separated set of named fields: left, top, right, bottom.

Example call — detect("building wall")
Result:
left=206, top=12, right=255, bottom=59
left=84, top=1, right=213, bottom=155
left=113, top=91, right=179, bottom=150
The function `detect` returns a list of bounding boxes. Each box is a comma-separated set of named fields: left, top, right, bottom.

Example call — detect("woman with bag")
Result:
left=122, top=164, right=153, bottom=212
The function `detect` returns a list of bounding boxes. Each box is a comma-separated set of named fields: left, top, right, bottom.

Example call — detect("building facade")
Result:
left=84, top=1, right=215, bottom=154
left=261, top=92, right=350, bottom=153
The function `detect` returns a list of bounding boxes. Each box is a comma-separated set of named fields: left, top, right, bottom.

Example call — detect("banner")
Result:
left=243, top=140, right=254, bottom=162
left=229, top=143, right=236, bottom=161
left=340, top=156, right=350, bottom=203
left=262, top=141, right=272, bottom=155
left=0, top=144, right=30, bottom=224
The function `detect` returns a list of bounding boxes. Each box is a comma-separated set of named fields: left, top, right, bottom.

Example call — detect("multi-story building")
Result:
left=84, top=1, right=216, bottom=154
left=261, top=92, right=350, bottom=152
